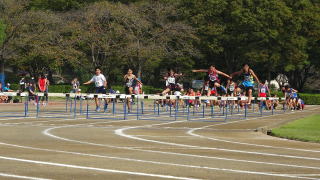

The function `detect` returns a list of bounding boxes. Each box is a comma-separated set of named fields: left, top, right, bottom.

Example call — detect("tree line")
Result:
left=0, top=0, right=319, bottom=91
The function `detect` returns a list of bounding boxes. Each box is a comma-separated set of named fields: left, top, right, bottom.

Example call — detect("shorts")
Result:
left=125, top=86, right=136, bottom=94
left=227, top=91, right=234, bottom=96
left=239, top=84, right=253, bottom=91
left=259, top=93, right=267, bottom=97
left=95, top=86, right=106, bottom=94
left=166, top=84, right=181, bottom=91
left=209, top=80, right=219, bottom=89
left=210, top=90, right=216, bottom=95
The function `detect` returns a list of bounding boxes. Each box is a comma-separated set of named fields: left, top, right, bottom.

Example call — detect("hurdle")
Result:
left=0, top=92, right=287, bottom=121
left=0, top=92, right=28, bottom=118
left=83, top=94, right=286, bottom=122
left=28, top=93, right=78, bottom=118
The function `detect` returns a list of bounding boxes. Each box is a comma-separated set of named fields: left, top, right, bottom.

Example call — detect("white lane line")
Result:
left=0, top=117, right=34, bottom=121
left=2, top=142, right=319, bottom=180
left=187, top=130, right=320, bottom=153
left=187, top=106, right=320, bottom=153
left=115, top=124, right=320, bottom=161
left=0, top=172, right=51, bottom=180
left=0, top=156, right=200, bottom=180
left=42, top=123, right=320, bottom=175
left=135, top=135, right=193, bottom=138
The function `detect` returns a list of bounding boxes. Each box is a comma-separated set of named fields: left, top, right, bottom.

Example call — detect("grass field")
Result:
left=271, top=114, right=320, bottom=143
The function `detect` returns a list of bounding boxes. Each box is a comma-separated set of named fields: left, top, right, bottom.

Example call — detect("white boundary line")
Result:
left=115, top=121, right=320, bottom=161
left=2, top=141, right=320, bottom=180
left=2, top=105, right=320, bottom=179
left=0, top=172, right=52, bottom=180
left=0, top=156, right=200, bottom=180
left=40, top=122, right=320, bottom=179
left=187, top=106, right=320, bottom=153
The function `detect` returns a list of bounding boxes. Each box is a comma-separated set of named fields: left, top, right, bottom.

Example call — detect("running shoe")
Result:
left=220, top=86, right=227, bottom=93
left=104, top=103, right=108, bottom=112
left=95, top=106, right=101, bottom=112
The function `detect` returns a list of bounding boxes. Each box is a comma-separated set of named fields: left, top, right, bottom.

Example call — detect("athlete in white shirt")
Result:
left=83, top=67, right=108, bottom=112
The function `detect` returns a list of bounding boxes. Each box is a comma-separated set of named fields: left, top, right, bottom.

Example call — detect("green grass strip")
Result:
left=271, top=114, right=320, bottom=143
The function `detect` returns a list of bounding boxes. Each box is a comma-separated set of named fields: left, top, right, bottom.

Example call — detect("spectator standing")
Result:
left=19, top=77, right=26, bottom=92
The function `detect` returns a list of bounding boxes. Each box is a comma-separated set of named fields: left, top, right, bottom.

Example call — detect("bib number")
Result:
left=95, top=81, right=103, bottom=87
left=209, top=75, right=216, bottom=81
left=167, top=77, right=175, bottom=84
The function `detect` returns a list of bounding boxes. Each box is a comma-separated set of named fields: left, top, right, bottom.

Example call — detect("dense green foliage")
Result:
left=271, top=114, right=320, bottom=143
left=298, top=93, right=320, bottom=105
left=0, top=0, right=319, bottom=91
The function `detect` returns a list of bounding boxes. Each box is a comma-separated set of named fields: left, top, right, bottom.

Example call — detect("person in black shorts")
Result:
left=161, top=70, right=183, bottom=95
left=124, top=69, right=142, bottom=111
left=83, top=67, right=108, bottom=112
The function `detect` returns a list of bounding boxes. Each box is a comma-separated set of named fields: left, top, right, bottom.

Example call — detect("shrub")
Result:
left=298, top=93, right=320, bottom=105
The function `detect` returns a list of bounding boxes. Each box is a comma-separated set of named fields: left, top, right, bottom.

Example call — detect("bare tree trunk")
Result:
left=91, top=44, right=96, bottom=67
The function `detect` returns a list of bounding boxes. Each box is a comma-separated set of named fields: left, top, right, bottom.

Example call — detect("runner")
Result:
left=230, top=64, right=261, bottom=105
left=284, top=85, right=298, bottom=111
left=124, top=69, right=142, bottom=111
left=162, top=70, right=183, bottom=95
left=83, top=67, right=108, bottom=112
left=38, top=74, right=49, bottom=106
left=192, top=65, right=230, bottom=96
left=226, top=79, right=236, bottom=97
left=258, top=80, right=271, bottom=110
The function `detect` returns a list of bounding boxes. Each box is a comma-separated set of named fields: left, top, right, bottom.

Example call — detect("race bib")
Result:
left=167, top=77, right=175, bottom=84
left=229, top=85, right=235, bottom=91
left=260, top=88, right=266, bottom=93
left=209, top=74, right=217, bottom=81
left=244, top=75, right=251, bottom=81
left=95, top=81, right=103, bottom=87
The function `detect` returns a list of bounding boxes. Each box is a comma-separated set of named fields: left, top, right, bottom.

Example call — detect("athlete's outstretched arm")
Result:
left=249, top=69, right=261, bottom=84
left=226, top=79, right=231, bottom=88
left=192, top=69, right=207, bottom=73
left=134, top=75, right=142, bottom=84
left=230, top=70, right=242, bottom=78
left=83, top=80, right=92, bottom=85
left=217, top=70, right=231, bottom=79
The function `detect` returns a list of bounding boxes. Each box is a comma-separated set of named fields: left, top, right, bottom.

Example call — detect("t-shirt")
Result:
left=27, top=86, right=35, bottom=96
left=90, top=74, right=106, bottom=87
left=166, top=76, right=176, bottom=86
left=38, top=78, right=47, bottom=92
left=259, top=84, right=268, bottom=94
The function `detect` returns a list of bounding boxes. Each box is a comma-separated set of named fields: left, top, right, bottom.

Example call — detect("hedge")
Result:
left=298, top=93, right=320, bottom=105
